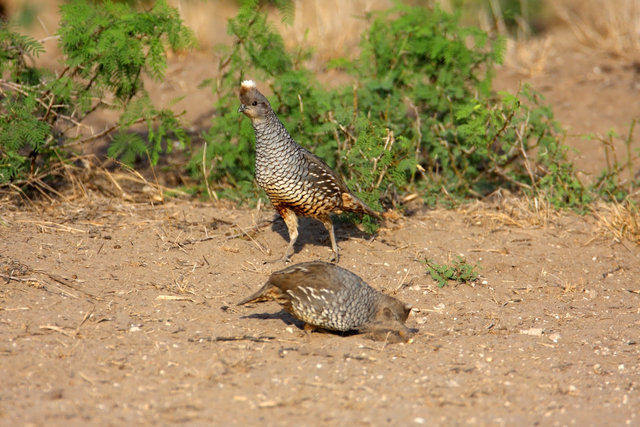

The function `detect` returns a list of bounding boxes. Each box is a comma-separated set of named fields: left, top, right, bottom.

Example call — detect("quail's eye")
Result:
left=252, top=101, right=258, bottom=106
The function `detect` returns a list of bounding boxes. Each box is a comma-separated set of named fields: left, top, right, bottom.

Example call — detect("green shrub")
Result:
left=195, top=1, right=593, bottom=214
left=589, top=121, right=639, bottom=203
left=0, top=0, right=195, bottom=188
left=3, top=0, right=633, bottom=213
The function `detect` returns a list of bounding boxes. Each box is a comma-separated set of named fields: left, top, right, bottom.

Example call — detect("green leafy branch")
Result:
left=0, top=0, right=196, bottom=188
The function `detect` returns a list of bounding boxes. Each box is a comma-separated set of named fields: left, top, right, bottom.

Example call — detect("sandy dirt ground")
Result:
left=1, top=3, right=640, bottom=426
left=1, top=197, right=639, bottom=425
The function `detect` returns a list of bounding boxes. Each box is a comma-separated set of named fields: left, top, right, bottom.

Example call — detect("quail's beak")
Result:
left=238, top=104, right=246, bottom=113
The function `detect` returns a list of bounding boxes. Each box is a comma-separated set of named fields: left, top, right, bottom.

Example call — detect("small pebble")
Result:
left=520, top=327, right=543, bottom=336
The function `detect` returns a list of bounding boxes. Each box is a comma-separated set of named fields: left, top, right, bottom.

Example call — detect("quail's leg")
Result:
left=303, top=323, right=317, bottom=339
left=279, top=208, right=299, bottom=263
left=319, top=215, right=340, bottom=263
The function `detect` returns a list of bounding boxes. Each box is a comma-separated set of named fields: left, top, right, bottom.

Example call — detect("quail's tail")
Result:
left=237, top=285, right=270, bottom=305
left=341, top=193, right=383, bottom=220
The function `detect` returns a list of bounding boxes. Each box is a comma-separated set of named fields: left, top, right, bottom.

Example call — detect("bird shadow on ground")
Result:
left=241, top=310, right=302, bottom=328
left=241, top=310, right=383, bottom=338
left=269, top=215, right=373, bottom=257
left=241, top=310, right=353, bottom=337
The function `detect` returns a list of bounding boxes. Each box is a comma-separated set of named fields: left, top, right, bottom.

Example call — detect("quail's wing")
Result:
left=300, top=150, right=381, bottom=219
left=269, top=261, right=345, bottom=294
left=300, top=150, right=352, bottom=195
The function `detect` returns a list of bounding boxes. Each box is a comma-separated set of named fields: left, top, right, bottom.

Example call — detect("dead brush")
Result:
left=462, top=190, right=558, bottom=229
left=169, top=0, right=393, bottom=65
left=272, top=0, right=393, bottom=65
left=504, top=35, right=552, bottom=77
left=0, top=154, right=187, bottom=206
left=553, top=0, right=640, bottom=56
left=592, top=200, right=640, bottom=244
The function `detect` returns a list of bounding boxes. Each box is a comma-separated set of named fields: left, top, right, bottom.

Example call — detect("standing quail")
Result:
left=238, top=261, right=412, bottom=339
left=238, top=80, right=381, bottom=263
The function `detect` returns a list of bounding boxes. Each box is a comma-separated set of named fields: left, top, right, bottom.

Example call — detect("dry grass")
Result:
left=461, top=190, right=559, bottom=229
left=593, top=200, right=640, bottom=244
left=464, top=191, right=640, bottom=247
left=166, top=0, right=640, bottom=80
left=552, top=0, right=640, bottom=56
left=463, top=193, right=640, bottom=248
left=503, top=35, right=552, bottom=77
left=167, top=0, right=237, bottom=50
left=166, top=0, right=392, bottom=66
left=273, top=0, right=392, bottom=65
left=0, top=154, right=187, bottom=206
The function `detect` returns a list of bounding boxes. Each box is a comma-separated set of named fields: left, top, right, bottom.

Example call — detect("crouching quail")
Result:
left=238, top=261, right=412, bottom=340
left=238, top=80, right=381, bottom=263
